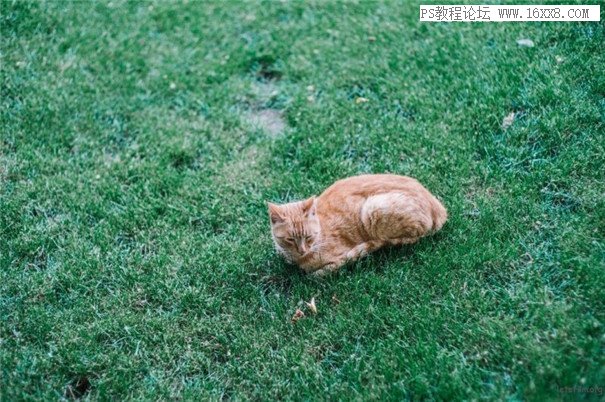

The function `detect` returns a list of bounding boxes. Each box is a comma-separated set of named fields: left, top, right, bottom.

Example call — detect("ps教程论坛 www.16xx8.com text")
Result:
left=420, top=5, right=600, bottom=22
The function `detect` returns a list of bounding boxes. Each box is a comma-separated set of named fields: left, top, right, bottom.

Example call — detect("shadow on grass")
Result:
left=258, top=229, right=450, bottom=300
left=267, top=240, right=437, bottom=280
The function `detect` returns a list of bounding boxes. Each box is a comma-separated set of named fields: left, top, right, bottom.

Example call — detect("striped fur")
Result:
left=269, top=174, right=447, bottom=276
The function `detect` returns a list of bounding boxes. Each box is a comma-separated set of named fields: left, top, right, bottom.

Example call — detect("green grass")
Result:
left=1, top=0, right=604, bottom=400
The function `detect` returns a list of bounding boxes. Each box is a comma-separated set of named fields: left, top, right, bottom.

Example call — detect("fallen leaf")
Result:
left=368, top=36, right=376, bottom=42
left=355, top=97, right=369, bottom=104
left=291, top=309, right=305, bottom=323
left=516, top=38, right=534, bottom=47
left=305, top=297, right=317, bottom=314
left=501, top=112, right=516, bottom=130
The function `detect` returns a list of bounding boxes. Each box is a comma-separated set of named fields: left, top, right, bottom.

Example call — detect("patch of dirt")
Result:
left=250, top=80, right=280, bottom=104
left=65, top=376, right=92, bottom=399
left=246, top=109, right=286, bottom=137
left=249, top=54, right=283, bottom=80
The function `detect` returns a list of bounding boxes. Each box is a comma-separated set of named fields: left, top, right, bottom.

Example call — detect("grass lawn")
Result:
left=1, top=1, right=604, bottom=400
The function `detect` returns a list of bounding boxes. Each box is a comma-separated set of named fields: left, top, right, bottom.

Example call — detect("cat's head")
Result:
left=268, top=197, right=320, bottom=259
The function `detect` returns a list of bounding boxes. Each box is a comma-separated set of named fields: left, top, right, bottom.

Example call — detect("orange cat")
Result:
left=268, top=174, right=447, bottom=276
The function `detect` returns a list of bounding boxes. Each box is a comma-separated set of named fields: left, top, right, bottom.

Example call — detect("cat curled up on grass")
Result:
left=268, top=174, right=447, bottom=276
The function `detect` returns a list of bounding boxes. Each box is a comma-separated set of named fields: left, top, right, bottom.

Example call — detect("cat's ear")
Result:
left=267, top=202, right=284, bottom=224
left=301, top=197, right=316, bottom=217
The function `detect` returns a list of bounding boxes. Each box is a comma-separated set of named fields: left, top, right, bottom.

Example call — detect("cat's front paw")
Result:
left=345, top=247, right=367, bottom=261
left=311, top=262, right=340, bottom=277
left=311, top=268, right=329, bottom=277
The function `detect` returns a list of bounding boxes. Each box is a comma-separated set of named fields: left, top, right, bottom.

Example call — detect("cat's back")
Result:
left=317, top=174, right=447, bottom=232
left=320, top=174, right=426, bottom=199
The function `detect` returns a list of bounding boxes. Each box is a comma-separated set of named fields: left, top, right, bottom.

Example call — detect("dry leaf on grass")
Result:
left=516, top=38, right=534, bottom=47
left=355, top=97, right=369, bottom=104
left=291, top=309, right=305, bottom=323
left=305, top=297, right=317, bottom=314
left=501, top=112, right=516, bottom=130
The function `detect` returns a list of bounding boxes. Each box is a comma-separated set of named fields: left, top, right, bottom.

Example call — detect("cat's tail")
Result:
left=430, top=195, right=448, bottom=232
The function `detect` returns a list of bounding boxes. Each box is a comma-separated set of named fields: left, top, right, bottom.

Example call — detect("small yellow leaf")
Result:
left=305, top=297, right=317, bottom=314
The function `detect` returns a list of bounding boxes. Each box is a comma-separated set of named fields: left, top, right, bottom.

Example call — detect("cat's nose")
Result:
left=298, top=242, right=308, bottom=254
